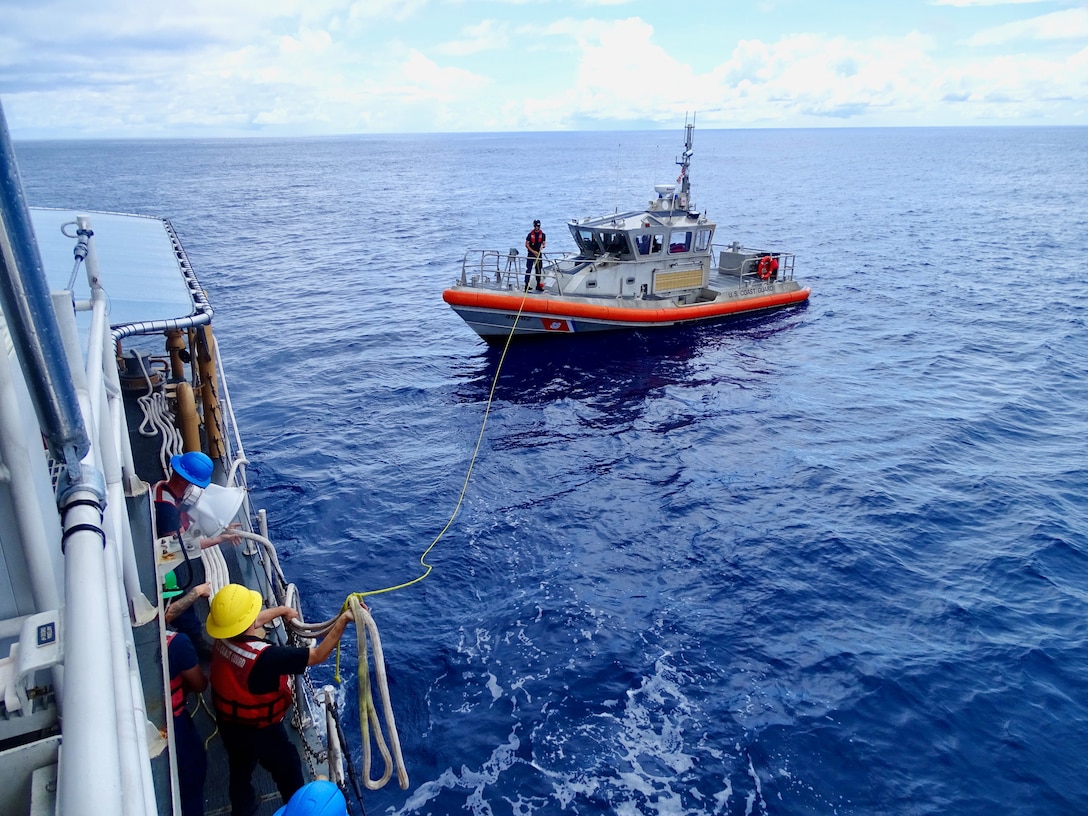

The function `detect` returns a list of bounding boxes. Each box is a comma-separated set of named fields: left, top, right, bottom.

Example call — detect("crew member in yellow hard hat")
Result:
left=206, top=584, right=361, bottom=816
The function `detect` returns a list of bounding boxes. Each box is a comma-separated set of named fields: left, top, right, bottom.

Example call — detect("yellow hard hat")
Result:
left=206, top=584, right=263, bottom=639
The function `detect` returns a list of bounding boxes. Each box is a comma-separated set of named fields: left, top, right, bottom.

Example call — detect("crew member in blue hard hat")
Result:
left=272, top=779, right=347, bottom=816
left=206, top=584, right=362, bottom=816
left=153, top=451, right=241, bottom=548
left=154, top=451, right=241, bottom=658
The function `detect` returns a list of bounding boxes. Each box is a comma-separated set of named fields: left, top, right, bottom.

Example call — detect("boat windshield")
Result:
left=634, top=232, right=665, bottom=256
left=667, top=227, right=713, bottom=254
left=571, top=226, right=634, bottom=259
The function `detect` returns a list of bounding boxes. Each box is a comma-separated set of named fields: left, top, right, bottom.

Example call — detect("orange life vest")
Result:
left=210, top=637, right=293, bottom=727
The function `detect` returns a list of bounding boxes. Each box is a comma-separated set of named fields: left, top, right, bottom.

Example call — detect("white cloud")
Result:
left=437, top=20, right=512, bottom=56
left=346, top=0, right=428, bottom=23
left=967, top=8, right=1088, bottom=45
left=2, top=0, right=1086, bottom=136
left=525, top=21, right=1085, bottom=129
left=931, top=0, right=1047, bottom=6
left=399, top=49, right=490, bottom=96
left=703, top=32, right=943, bottom=123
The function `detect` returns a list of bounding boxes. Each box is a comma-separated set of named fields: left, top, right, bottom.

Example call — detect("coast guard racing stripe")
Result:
left=541, top=318, right=573, bottom=333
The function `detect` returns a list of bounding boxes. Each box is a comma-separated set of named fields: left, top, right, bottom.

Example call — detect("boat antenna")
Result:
left=676, top=114, right=695, bottom=201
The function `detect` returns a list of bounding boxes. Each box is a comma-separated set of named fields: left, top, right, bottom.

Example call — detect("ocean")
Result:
left=14, top=126, right=1088, bottom=815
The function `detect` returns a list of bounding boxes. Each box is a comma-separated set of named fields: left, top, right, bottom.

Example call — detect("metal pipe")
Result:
left=65, top=326, right=150, bottom=816
left=64, top=224, right=156, bottom=626
left=58, top=486, right=125, bottom=816
left=76, top=234, right=156, bottom=813
left=108, top=379, right=158, bottom=625
left=100, top=487, right=154, bottom=816
left=0, top=328, right=64, bottom=615
left=0, top=101, right=89, bottom=472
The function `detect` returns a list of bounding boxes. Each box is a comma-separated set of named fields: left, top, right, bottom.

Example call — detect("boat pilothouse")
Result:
left=444, top=122, right=810, bottom=340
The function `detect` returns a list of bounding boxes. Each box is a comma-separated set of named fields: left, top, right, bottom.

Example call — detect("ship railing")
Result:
left=32, top=216, right=158, bottom=814
left=62, top=212, right=301, bottom=810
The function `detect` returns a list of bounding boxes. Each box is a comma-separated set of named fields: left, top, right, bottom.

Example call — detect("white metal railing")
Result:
left=459, top=246, right=794, bottom=295
left=51, top=277, right=149, bottom=815
left=713, top=244, right=797, bottom=285
left=70, top=224, right=158, bottom=815
left=459, top=248, right=585, bottom=292
left=461, top=248, right=670, bottom=296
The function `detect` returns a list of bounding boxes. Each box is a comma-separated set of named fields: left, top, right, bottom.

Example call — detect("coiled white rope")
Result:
left=220, top=515, right=407, bottom=790
left=349, top=596, right=409, bottom=790
left=135, top=364, right=182, bottom=474
left=283, top=598, right=408, bottom=790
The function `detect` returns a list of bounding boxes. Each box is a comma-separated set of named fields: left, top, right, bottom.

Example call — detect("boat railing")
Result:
left=459, top=248, right=578, bottom=294
left=713, top=244, right=797, bottom=285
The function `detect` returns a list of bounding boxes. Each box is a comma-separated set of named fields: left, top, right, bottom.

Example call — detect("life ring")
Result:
left=757, top=255, right=776, bottom=280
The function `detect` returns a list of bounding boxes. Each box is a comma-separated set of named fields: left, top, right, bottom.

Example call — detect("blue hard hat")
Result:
left=170, top=451, right=213, bottom=488
left=272, top=780, right=347, bottom=816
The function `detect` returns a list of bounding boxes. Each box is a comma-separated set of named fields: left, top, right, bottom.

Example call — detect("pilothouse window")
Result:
left=572, top=227, right=633, bottom=258
left=635, top=233, right=665, bottom=255
left=574, top=227, right=598, bottom=257
left=695, top=227, right=712, bottom=252
left=668, top=230, right=692, bottom=254
left=599, top=231, right=631, bottom=257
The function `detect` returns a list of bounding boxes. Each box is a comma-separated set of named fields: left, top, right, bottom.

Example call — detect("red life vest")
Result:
left=153, top=480, right=191, bottom=535
left=210, top=637, right=293, bottom=727
left=167, top=632, right=187, bottom=719
left=153, top=479, right=179, bottom=508
left=527, top=229, right=545, bottom=253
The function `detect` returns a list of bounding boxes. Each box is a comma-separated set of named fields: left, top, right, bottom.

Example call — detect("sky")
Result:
left=1, top=0, right=1086, bottom=138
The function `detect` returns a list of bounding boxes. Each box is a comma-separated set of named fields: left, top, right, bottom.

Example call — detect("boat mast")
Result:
left=676, top=117, right=695, bottom=204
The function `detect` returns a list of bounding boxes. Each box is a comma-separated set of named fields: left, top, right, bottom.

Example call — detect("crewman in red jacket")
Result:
left=524, top=219, right=546, bottom=291
left=206, top=584, right=357, bottom=816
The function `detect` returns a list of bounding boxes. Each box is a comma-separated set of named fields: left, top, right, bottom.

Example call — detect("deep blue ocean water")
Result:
left=14, top=126, right=1088, bottom=815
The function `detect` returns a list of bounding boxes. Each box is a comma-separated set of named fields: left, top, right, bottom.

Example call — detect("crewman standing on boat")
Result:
left=524, top=219, right=546, bottom=291
left=206, top=584, right=360, bottom=816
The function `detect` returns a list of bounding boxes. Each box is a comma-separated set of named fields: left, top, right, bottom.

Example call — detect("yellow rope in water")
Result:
left=332, top=268, right=537, bottom=683
left=343, top=271, right=538, bottom=609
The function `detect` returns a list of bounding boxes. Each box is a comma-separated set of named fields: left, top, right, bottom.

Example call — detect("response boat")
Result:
left=443, top=123, right=810, bottom=341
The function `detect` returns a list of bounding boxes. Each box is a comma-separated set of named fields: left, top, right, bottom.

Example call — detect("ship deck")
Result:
left=30, top=207, right=314, bottom=815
